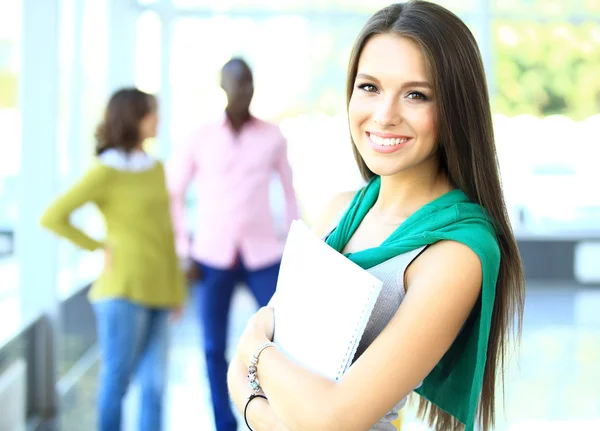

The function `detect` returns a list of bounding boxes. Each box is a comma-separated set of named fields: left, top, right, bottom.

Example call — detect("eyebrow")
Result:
left=356, top=73, right=432, bottom=89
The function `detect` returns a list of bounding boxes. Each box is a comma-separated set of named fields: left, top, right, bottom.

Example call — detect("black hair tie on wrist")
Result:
left=244, top=393, right=268, bottom=430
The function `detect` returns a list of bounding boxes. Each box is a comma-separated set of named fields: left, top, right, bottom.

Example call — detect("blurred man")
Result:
left=167, top=57, right=299, bottom=431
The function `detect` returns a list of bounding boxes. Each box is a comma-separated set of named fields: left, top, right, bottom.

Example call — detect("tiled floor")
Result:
left=61, top=282, right=600, bottom=431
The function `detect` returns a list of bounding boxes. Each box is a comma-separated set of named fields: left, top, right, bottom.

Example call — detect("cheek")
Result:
left=408, top=106, right=437, bottom=139
left=417, top=111, right=438, bottom=155
left=348, top=96, right=371, bottom=138
left=147, top=115, right=158, bottom=129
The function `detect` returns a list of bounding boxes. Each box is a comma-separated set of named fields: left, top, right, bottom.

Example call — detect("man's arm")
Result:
left=273, top=134, right=300, bottom=233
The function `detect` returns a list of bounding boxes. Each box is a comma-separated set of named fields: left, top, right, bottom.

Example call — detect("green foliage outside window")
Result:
left=0, top=39, right=18, bottom=109
left=0, top=71, right=17, bottom=109
left=0, top=19, right=598, bottom=119
left=275, top=19, right=600, bottom=121
left=494, top=21, right=600, bottom=119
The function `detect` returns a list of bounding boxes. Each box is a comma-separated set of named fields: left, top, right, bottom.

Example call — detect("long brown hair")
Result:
left=346, top=2, right=525, bottom=430
left=95, top=88, right=156, bottom=155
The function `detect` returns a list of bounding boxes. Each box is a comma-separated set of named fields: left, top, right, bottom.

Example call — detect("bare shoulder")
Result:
left=311, top=190, right=357, bottom=238
left=406, top=240, right=483, bottom=296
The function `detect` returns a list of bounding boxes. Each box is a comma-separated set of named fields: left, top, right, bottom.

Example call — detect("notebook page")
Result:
left=273, top=220, right=383, bottom=381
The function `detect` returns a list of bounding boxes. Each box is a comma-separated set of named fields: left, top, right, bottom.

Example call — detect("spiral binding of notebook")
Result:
left=335, top=280, right=381, bottom=380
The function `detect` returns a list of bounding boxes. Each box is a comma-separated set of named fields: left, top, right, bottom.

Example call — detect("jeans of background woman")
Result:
left=93, top=299, right=169, bottom=431
left=195, top=257, right=280, bottom=431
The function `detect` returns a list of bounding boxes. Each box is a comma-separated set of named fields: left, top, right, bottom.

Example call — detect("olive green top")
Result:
left=41, top=160, right=185, bottom=308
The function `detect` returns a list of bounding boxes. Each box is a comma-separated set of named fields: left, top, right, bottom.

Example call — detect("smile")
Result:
left=367, top=132, right=412, bottom=153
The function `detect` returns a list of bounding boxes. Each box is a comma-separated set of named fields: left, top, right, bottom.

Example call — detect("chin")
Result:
left=358, top=152, right=406, bottom=178
left=365, top=164, right=405, bottom=178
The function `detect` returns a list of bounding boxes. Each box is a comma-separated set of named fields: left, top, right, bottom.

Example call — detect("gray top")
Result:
left=352, top=247, right=427, bottom=431
left=315, top=219, right=427, bottom=429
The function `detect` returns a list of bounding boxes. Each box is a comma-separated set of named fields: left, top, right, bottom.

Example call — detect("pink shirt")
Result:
left=166, top=114, right=300, bottom=270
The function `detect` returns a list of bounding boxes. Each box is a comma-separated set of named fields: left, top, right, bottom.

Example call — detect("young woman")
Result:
left=227, top=2, right=525, bottom=431
left=41, top=88, right=185, bottom=431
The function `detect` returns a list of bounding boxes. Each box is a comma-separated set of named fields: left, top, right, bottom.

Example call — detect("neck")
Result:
left=373, top=155, right=452, bottom=220
left=226, top=108, right=250, bottom=132
left=129, top=142, right=144, bottom=153
left=113, top=144, right=143, bottom=153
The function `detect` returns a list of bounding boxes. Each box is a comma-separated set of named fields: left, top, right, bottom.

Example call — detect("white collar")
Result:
left=99, top=148, right=156, bottom=172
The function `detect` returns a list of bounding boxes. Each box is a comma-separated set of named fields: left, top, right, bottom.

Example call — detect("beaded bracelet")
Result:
left=243, top=393, right=268, bottom=431
left=247, top=341, right=276, bottom=394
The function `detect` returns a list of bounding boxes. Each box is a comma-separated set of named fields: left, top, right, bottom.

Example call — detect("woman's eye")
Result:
left=407, top=91, right=428, bottom=100
left=358, top=84, right=378, bottom=93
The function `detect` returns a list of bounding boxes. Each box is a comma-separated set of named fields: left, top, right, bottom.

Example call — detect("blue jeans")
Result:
left=195, top=257, right=280, bottom=431
left=93, top=299, right=169, bottom=431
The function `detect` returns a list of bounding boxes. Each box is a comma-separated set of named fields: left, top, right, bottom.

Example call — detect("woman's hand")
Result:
left=228, top=355, right=291, bottom=431
left=170, top=305, right=184, bottom=323
left=237, top=307, right=275, bottom=367
left=182, top=258, right=202, bottom=282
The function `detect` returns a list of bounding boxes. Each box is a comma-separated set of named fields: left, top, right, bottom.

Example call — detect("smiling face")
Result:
left=348, top=33, right=439, bottom=179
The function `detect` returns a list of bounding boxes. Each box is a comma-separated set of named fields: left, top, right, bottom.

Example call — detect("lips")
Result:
left=366, top=132, right=412, bottom=153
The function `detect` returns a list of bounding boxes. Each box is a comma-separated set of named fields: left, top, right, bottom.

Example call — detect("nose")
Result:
left=372, top=95, right=402, bottom=128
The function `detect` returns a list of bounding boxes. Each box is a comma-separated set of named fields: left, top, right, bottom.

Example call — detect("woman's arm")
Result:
left=236, top=240, right=483, bottom=431
left=40, top=163, right=110, bottom=251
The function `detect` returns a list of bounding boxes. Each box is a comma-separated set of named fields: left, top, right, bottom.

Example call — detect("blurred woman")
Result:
left=41, top=88, right=185, bottom=431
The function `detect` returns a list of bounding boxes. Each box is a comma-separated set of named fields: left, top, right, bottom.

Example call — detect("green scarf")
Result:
left=325, top=176, right=500, bottom=431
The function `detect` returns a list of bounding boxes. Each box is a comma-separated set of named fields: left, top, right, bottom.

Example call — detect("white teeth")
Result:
left=370, top=134, right=409, bottom=146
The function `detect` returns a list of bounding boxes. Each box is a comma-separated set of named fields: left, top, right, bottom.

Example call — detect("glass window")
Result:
left=81, top=0, right=109, bottom=163
left=57, top=0, right=75, bottom=185
left=55, top=0, right=77, bottom=300
left=170, top=0, right=476, bottom=14
left=170, top=14, right=360, bottom=127
left=492, top=19, right=600, bottom=231
left=170, top=14, right=367, bottom=226
left=135, top=10, right=162, bottom=156
left=136, top=11, right=162, bottom=95
left=164, top=2, right=481, bottom=223
left=171, top=0, right=388, bottom=13
left=493, top=21, right=600, bottom=120
left=56, top=0, right=109, bottom=300
left=493, top=0, right=600, bottom=16
left=0, top=0, right=21, bottom=301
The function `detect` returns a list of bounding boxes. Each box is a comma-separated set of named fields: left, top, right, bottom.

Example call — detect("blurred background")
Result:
left=0, top=0, right=599, bottom=430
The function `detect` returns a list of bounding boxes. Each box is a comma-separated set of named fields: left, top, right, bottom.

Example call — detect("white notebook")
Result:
left=272, top=219, right=383, bottom=381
